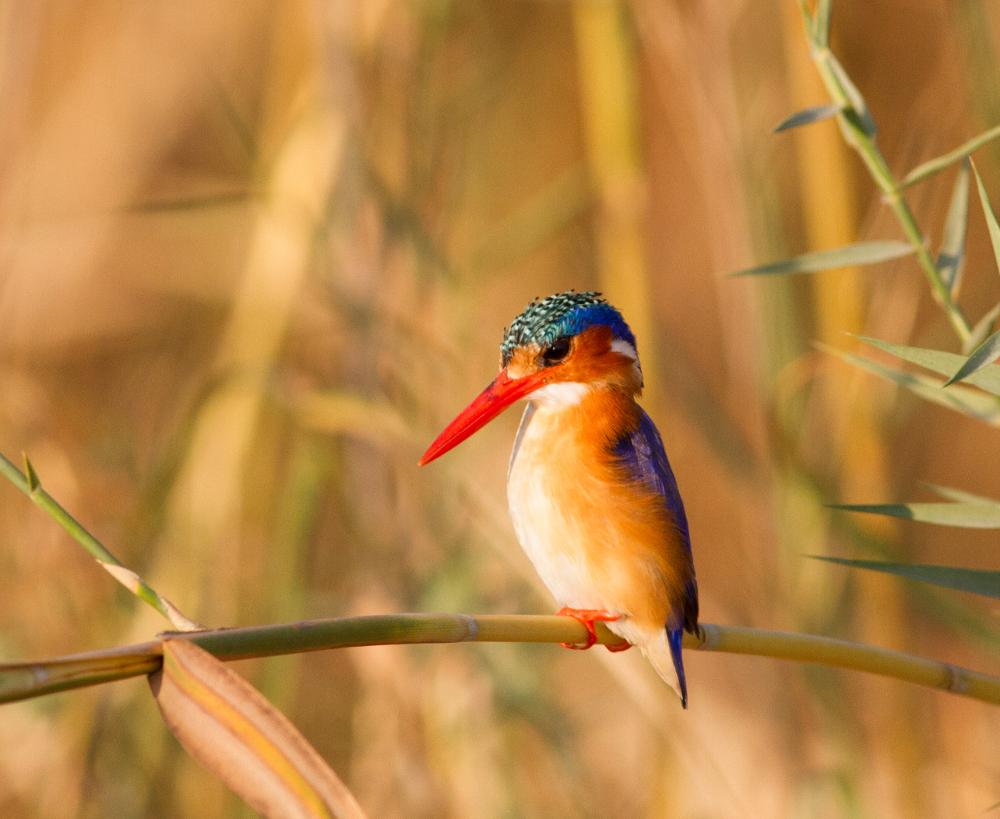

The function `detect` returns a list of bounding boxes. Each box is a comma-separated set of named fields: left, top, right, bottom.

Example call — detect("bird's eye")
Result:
left=542, top=337, right=571, bottom=366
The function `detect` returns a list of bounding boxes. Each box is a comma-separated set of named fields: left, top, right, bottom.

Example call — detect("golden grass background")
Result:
left=2, top=1, right=1000, bottom=816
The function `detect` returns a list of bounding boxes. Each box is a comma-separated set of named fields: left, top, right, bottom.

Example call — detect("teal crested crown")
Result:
left=500, top=291, right=637, bottom=366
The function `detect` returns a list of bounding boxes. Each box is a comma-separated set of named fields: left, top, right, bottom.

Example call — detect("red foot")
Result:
left=557, top=608, right=632, bottom=652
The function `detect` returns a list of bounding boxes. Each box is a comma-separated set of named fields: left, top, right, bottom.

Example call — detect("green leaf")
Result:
left=936, top=158, right=969, bottom=297
left=900, top=124, right=1000, bottom=189
left=826, top=51, right=877, bottom=137
left=944, top=328, right=1000, bottom=387
left=730, top=241, right=913, bottom=277
left=798, top=0, right=813, bottom=40
left=813, top=556, right=1000, bottom=600
left=854, top=335, right=1000, bottom=396
left=826, top=346, right=1000, bottom=425
left=973, top=158, right=1000, bottom=283
left=774, top=104, right=841, bottom=133
left=829, top=502, right=1000, bottom=528
left=967, top=301, right=1000, bottom=354
left=813, top=0, right=832, bottom=47
left=23, top=455, right=39, bottom=493
left=922, top=483, right=1000, bottom=506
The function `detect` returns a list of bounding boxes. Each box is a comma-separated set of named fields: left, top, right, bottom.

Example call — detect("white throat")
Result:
left=527, top=381, right=591, bottom=407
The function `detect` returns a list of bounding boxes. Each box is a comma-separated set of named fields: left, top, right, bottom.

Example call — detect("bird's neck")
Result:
left=531, top=386, right=641, bottom=450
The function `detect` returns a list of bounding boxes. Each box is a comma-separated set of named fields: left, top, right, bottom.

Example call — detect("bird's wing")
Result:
left=613, top=408, right=691, bottom=550
left=613, top=407, right=698, bottom=633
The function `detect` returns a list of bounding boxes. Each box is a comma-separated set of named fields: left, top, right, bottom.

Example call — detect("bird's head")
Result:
left=419, top=291, right=642, bottom=465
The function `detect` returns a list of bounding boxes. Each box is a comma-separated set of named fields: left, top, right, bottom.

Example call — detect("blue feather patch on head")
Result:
left=501, top=291, right=636, bottom=365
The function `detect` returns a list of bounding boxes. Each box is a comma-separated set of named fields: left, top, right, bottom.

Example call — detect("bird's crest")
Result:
left=501, top=291, right=636, bottom=366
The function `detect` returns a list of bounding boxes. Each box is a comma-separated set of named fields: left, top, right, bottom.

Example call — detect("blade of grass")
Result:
left=853, top=335, right=1000, bottom=396
left=829, top=501, right=1000, bottom=528
left=923, top=483, right=1000, bottom=505
left=900, top=124, right=1000, bottom=189
left=944, top=329, right=1000, bottom=387
left=937, top=158, right=970, bottom=297
left=813, top=0, right=832, bottom=48
left=774, top=104, right=841, bottom=133
left=0, top=452, right=201, bottom=631
left=973, top=158, right=1000, bottom=281
left=824, top=346, right=1000, bottom=425
left=814, top=556, right=1000, bottom=599
left=968, top=302, right=1000, bottom=353
left=825, top=51, right=877, bottom=137
left=730, top=241, right=913, bottom=277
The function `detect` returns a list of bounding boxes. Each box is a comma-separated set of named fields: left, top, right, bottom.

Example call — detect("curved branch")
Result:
left=2, top=615, right=998, bottom=705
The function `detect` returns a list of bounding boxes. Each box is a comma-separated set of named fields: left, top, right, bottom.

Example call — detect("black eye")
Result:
left=542, top=337, right=571, bottom=366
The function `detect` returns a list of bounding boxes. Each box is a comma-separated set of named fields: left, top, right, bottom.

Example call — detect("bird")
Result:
left=419, top=291, right=698, bottom=707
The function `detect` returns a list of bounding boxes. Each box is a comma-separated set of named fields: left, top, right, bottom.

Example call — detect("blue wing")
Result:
left=615, top=407, right=691, bottom=554
left=613, top=407, right=699, bottom=706
left=613, top=408, right=692, bottom=556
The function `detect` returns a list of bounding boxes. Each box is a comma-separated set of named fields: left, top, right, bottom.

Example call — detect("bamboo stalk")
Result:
left=3, top=615, right=999, bottom=706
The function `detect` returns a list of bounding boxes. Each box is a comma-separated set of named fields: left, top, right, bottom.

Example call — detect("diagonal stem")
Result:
left=805, top=37, right=973, bottom=345
left=0, top=452, right=201, bottom=631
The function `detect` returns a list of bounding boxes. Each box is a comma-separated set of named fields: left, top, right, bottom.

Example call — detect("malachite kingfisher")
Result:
left=419, top=292, right=698, bottom=707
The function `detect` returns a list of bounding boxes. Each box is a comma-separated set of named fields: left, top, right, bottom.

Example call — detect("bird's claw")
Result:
left=557, top=608, right=631, bottom=652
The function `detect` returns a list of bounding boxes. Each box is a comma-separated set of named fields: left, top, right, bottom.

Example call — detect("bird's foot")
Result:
left=557, top=608, right=630, bottom=652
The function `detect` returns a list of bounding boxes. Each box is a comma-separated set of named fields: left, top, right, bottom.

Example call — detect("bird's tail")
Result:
left=638, top=627, right=688, bottom=708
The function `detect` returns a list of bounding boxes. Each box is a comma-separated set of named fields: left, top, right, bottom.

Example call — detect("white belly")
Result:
left=506, top=404, right=609, bottom=611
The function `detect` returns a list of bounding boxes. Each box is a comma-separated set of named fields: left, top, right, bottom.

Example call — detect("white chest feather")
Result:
left=506, top=404, right=609, bottom=611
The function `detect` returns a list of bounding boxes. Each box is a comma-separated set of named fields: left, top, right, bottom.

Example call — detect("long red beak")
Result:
left=418, top=369, right=549, bottom=465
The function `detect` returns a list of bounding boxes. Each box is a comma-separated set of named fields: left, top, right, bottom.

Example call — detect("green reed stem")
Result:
left=3, top=614, right=998, bottom=705
left=0, top=452, right=200, bottom=631
left=804, top=26, right=972, bottom=344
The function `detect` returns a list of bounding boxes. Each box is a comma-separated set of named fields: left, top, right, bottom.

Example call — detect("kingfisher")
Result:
left=419, top=291, right=698, bottom=706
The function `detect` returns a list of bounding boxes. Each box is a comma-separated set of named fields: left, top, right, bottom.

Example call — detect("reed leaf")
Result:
left=829, top=501, right=1000, bottom=528
left=937, top=158, right=970, bottom=296
left=973, top=158, right=1000, bottom=282
left=824, top=346, right=1000, bottom=425
left=853, top=335, right=1000, bottom=396
left=825, top=51, right=877, bottom=137
left=967, top=302, right=1000, bottom=354
left=151, top=639, right=368, bottom=819
left=730, top=241, right=913, bottom=277
left=773, top=104, right=841, bottom=133
left=944, top=329, right=1000, bottom=387
left=900, top=124, right=1000, bottom=189
left=814, top=557, right=1000, bottom=600
left=923, top=483, right=1000, bottom=505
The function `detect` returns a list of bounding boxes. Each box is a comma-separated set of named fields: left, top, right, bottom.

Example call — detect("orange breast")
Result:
left=507, top=391, right=691, bottom=631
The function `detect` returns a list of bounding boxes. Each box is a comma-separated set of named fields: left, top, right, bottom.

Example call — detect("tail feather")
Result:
left=667, top=628, right=687, bottom=708
left=635, top=626, right=688, bottom=708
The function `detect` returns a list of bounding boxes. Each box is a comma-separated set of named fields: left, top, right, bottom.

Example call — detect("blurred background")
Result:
left=2, top=1, right=1000, bottom=817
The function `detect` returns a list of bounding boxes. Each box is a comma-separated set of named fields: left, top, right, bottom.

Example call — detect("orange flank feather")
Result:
left=507, top=389, right=691, bottom=634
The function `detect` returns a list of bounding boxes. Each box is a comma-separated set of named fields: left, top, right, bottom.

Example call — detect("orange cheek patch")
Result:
left=558, top=326, right=640, bottom=394
left=505, top=344, right=542, bottom=379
